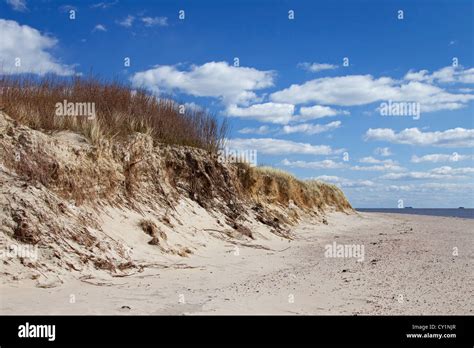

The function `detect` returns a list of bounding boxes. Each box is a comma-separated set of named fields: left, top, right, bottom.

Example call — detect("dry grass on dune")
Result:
left=0, top=75, right=227, bottom=151
left=305, top=179, right=351, bottom=210
left=236, top=164, right=352, bottom=211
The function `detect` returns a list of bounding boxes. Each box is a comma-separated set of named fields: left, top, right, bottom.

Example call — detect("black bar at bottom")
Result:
left=0, top=315, right=472, bottom=346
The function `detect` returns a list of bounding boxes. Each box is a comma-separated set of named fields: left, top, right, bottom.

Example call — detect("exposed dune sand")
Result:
left=1, top=212, right=472, bottom=315
left=0, top=110, right=351, bottom=287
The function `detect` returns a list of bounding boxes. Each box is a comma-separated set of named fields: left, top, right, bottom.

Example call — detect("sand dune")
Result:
left=0, top=110, right=351, bottom=287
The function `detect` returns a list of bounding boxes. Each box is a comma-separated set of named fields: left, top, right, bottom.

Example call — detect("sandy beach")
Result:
left=1, top=211, right=472, bottom=315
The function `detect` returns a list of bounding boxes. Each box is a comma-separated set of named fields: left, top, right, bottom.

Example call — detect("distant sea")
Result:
left=356, top=208, right=474, bottom=219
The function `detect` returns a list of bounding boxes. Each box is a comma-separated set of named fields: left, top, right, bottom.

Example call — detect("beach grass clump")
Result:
left=0, top=75, right=227, bottom=152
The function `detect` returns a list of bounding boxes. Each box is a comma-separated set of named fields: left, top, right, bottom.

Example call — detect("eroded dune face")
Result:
left=0, top=111, right=352, bottom=285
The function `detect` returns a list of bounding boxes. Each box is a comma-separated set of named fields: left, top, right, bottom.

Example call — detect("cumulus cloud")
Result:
left=281, top=158, right=346, bottom=169
left=238, top=126, right=273, bottom=135
left=415, top=182, right=474, bottom=190
left=297, top=105, right=349, bottom=121
left=133, top=63, right=474, bottom=116
left=365, top=127, right=474, bottom=148
left=6, top=0, right=27, bottom=11
left=270, top=68, right=474, bottom=112
left=404, top=66, right=474, bottom=84
left=358, top=157, right=399, bottom=165
left=381, top=172, right=450, bottom=180
left=297, top=62, right=338, bottom=73
left=381, top=166, right=474, bottom=180
left=0, top=19, right=74, bottom=75
left=226, top=103, right=294, bottom=124
left=131, top=61, right=275, bottom=105
left=236, top=121, right=341, bottom=135
left=281, top=121, right=341, bottom=135
left=349, top=158, right=404, bottom=172
left=351, top=163, right=405, bottom=172
left=271, top=75, right=395, bottom=106
left=226, top=138, right=342, bottom=156
left=411, top=153, right=474, bottom=163
left=313, top=175, right=376, bottom=188
left=382, top=182, right=474, bottom=192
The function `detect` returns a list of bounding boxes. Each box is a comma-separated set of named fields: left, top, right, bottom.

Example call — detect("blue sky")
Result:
left=1, top=0, right=473, bottom=207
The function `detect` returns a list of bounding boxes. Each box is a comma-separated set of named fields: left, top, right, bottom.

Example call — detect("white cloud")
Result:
left=393, top=82, right=474, bottom=112
left=118, top=15, right=135, bottom=27
left=312, top=175, right=341, bottom=182
left=347, top=157, right=403, bottom=172
left=270, top=68, right=474, bottom=112
left=404, top=66, right=474, bottom=84
left=297, top=62, right=338, bottom=73
left=381, top=166, right=474, bottom=180
left=411, top=153, right=474, bottom=163
left=359, top=156, right=398, bottom=165
left=132, top=63, right=474, bottom=115
left=365, top=127, right=474, bottom=148
left=381, top=182, right=474, bottom=193
left=141, top=16, right=168, bottom=27
left=416, top=182, right=474, bottom=190
left=403, top=70, right=431, bottom=82
left=351, top=163, right=405, bottom=172
left=131, top=61, right=275, bottom=105
left=374, top=147, right=392, bottom=157
left=370, top=182, right=474, bottom=194
left=430, top=166, right=474, bottom=175
left=271, top=75, right=395, bottom=106
left=297, top=105, right=349, bottom=121
left=281, top=158, right=346, bottom=169
left=226, top=138, right=342, bottom=156
left=238, top=126, right=273, bottom=135
left=313, top=175, right=376, bottom=188
left=0, top=19, right=74, bottom=75
left=226, top=103, right=294, bottom=124
left=381, top=172, right=447, bottom=180
left=93, top=24, right=107, bottom=32
left=281, top=121, right=341, bottom=135
left=6, top=0, right=27, bottom=11
left=236, top=120, right=341, bottom=135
